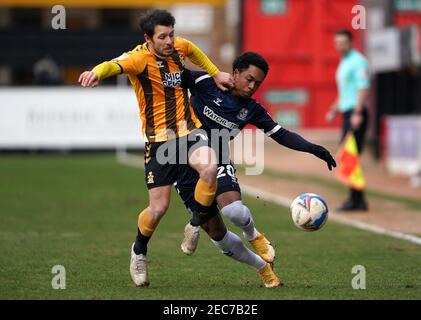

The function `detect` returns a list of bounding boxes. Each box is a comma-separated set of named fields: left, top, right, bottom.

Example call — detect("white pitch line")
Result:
left=116, top=149, right=144, bottom=168
left=240, top=184, right=421, bottom=246
left=115, top=153, right=421, bottom=247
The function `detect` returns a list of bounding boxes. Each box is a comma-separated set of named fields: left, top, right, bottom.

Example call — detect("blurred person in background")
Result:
left=326, top=29, right=370, bottom=212
left=33, top=55, right=63, bottom=86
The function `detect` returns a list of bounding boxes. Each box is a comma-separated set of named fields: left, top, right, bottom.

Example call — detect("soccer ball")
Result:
left=290, top=193, right=328, bottom=231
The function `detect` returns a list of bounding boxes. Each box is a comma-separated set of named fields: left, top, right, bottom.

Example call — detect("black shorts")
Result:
left=144, top=129, right=211, bottom=190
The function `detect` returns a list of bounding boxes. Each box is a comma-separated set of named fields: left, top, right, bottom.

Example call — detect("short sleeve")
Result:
left=175, top=37, right=193, bottom=56
left=111, top=51, right=146, bottom=75
left=355, top=59, right=370, bottom=89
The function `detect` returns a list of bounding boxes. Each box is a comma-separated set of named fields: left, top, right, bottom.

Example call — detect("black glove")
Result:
left=311, top=144, right=337, bottom=171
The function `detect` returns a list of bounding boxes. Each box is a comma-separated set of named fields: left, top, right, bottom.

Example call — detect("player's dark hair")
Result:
left=233, top=52, right=269, bottom=77
left=139, top=9, right=175, bottom=38
left=335, top=28, right=353, bottom=41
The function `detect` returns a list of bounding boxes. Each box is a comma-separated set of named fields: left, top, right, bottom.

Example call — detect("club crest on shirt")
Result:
left=147, top=171, right=154, bottom=184
left=236, top=108, right=249, bottom=121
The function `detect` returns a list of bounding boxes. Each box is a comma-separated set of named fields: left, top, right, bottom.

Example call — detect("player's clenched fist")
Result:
left=78, top=71, right=99, bottom=87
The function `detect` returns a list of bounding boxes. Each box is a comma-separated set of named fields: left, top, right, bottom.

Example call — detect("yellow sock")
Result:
left=194, top=178, right=217, bottom=207
left=138, top=209, right=159, bottom=237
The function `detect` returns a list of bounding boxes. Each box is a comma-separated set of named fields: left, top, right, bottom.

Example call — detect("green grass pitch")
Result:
left=0, top=154, right=420, bottom=299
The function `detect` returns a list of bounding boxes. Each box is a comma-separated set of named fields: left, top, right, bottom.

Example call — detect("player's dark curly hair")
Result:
left=139, top=9, right=175, bottom=38
left=233, top=52, right=269, bottom=77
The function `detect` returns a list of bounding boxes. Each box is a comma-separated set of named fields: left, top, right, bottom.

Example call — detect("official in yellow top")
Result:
left=78, top=9, right=233, bottom=288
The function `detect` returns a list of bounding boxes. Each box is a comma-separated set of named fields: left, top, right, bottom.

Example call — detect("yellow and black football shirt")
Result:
left=113, top=38, right=211, bottom=142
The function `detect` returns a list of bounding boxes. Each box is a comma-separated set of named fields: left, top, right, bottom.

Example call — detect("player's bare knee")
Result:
left=199, top=163, right=217, bottom=186
left=148, top=204, right=168, bottom=220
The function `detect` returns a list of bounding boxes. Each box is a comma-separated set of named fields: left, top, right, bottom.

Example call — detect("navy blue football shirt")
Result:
left=181, top=70, right=281, bottom=137
left=181, top=69, right=319, bottom=155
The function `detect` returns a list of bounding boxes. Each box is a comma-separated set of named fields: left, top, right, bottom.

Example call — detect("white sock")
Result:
left=212, top=230, right=266, bottom=271
left=242, top=216, right=258, bottom=241
left=221, top=201, right=257, bottom=241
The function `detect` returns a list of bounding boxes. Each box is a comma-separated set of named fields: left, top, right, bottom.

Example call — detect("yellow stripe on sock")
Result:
left=138, top=208, right=159, bottom=237
left=194, top=178, right=217, bottom=206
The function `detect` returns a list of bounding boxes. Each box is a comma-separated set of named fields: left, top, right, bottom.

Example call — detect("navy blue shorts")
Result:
left=175, top=161, right=241, bottom=214
left=175, top=162, right=241, bottom=197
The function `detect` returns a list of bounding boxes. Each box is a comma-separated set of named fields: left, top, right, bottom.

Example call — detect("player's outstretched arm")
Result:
left=268, top=126, right=336, bottom=171
left=310, top=144, right=337, bottom=171
left=78, top=61, right=122, bottom=88
left=78, top=71, right=99, bottom=87
left=187, top=41, right=233, bottom=91
left=251, top=105, right=337, bottom=171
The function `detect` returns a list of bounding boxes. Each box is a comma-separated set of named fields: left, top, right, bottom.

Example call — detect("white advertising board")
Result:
left=171, top=4, right=213, bottom=34
left=386, top=116, right=421, bottom=176
left=0, top=87, right=144, bottom=150
left=366, top=28, right=401, bottom=73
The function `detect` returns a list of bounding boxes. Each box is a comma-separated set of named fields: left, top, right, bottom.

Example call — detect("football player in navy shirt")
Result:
left=176, top=52, right=336, bottom=268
